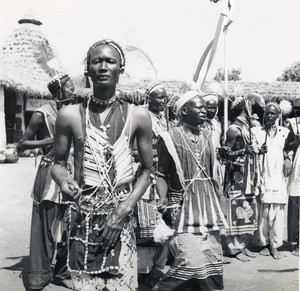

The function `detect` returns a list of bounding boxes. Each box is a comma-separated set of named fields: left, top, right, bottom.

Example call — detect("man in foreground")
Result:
left=51, top=39, right=153, bottom=291
left=154, top=90, right=227, bottom=291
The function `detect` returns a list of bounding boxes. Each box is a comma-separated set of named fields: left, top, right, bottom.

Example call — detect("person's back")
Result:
left=18, top=74, right=75, bottom=290
left=218, top=96, right=259, bottom=262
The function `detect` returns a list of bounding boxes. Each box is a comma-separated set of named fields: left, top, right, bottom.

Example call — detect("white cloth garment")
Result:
left=255, top=202, right=285, bottom=248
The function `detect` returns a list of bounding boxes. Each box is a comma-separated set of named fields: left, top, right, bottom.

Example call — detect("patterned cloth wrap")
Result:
left=135, top=185, right=160, bottom=241
left=222, top=117, right=261, bottom=236
left=135, top=111, right=167, bottom=243
left=30, top=102, right=61, bottom=203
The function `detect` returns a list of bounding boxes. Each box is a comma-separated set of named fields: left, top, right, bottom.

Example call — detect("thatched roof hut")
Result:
left=0, top=10, right=65, bottom=150
left=0, top=10, right=65, bottom=99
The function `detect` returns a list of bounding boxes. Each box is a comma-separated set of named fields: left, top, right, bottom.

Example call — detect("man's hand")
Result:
left=97, top=212, right=126, bottom=250
left=283, top=159, right=292, bottom=176
left=259, top=143, right=268, bottom=154
left=294, top=134, right=300, bottom=147
left=217, top=146, right=231, bottom=159
left=60, top=178, right=81, bottom=201
left=157, top=198, right=168, bottom=214
left=245, top=144, right=256, bottom=154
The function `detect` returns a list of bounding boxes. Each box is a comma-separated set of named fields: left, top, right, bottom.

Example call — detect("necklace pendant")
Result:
left=100, top=125, right=107, bottom=132
left=195, top=149, right=201, bottom=159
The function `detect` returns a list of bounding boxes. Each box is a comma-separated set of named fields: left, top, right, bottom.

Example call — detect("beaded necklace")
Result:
left=176, top=124, right=213, bottom=189
left=91, top=95, right=117, bottom=106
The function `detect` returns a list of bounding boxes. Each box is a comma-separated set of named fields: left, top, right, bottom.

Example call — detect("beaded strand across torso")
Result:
left=80, top=98, right=135, bottom=214
left=67, top=98, right=137, bottom=276
left=170, top=125, right=227, bottom=234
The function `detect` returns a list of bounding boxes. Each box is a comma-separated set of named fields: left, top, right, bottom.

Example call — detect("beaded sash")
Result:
left=67, top=100, right=136, bottom=275
left=81, top=99, right=135, bottom=214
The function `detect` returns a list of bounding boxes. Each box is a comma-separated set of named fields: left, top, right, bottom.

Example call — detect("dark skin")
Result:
left=221, top=107, right=258, bottom=261
left=132, top=86, right=168, bottom=159
left=18, top=79, right=75, bottom=154
left=156, top=97, right=207, bottom=206
left=148, top=87, right=168, bottom=114
left=221, top=107, right=266, bottom=156
left=51, top=43, right=153, bottom=250
left=285, top=106, right=300, bottom=153
left=263, top=105, right=292, bottom=176
left=206, top=99, right=218, bottom=120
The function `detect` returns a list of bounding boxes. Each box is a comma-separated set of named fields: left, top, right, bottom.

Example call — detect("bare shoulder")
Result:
left=56, top=104, right=82, bottom=131
left=131, top=105, right=150, bottom=119
left=227, top=124, right=241, bottom=138
left=58, top=104, right=81, bottom=120
left=130, top=105, right=151, bottom=126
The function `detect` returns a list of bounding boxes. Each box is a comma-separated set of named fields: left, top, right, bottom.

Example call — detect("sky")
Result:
left=0, top=0, right=299, bottom=83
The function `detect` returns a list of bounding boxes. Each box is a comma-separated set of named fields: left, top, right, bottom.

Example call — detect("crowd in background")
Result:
left=16, top=39, right=299, bottom=291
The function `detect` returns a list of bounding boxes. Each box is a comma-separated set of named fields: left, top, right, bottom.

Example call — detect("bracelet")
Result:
left=140, top=167, right=157, bottom=185
left=156, top=171, right=167, bottom=179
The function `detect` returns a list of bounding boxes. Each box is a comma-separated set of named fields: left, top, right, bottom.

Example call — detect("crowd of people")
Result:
left=17, top=39, right=299, bottom=291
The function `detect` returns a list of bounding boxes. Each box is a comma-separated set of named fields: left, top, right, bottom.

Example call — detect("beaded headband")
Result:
left=231, top=96, right=246, bottom=110
left=174, top=90, right=202, bottom=116
left=85, top=39, right=126, bottom=74
left=265, top=102, right=281, bottom=113
left=47, top=73, right=70, bottom=94
left=202, top=92, right=218, bottom=103
left=145, top=83, right=165, bottom=97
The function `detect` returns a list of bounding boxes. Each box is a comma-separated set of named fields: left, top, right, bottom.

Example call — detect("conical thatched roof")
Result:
left=0, top=11, right=65, bottom=99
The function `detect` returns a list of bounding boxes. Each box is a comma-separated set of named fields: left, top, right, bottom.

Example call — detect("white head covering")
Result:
left=174, top=90, right=202, bottom=116
left=145, top=83, right=165, bottom=96
left=202, top=93, right=218, bottom=103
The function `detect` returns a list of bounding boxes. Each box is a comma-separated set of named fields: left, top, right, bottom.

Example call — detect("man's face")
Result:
left=206, top=99, right=218, bottom=120
left=88, top=44, right=121, bottom=89
left=182, top=97, right=207, bottom=126
left=148, top=88, right=168, bottom=114
left=264, top=105, right=280, bottom=126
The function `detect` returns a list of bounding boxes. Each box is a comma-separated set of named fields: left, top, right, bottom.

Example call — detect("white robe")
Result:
left=252, top=126, right=289, bottom=204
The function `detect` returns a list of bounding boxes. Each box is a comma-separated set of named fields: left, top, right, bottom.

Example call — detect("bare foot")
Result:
left=243, top=248, right=256, bottom=258
left=270, top=247, right=283, bottom=259
left=223, top=256, right=232, bottom=264
left=292, top=247, right=299, bottom=257
left=236, top=252, right=250, bottom=262
left=259, top=247, right=270, bottom=256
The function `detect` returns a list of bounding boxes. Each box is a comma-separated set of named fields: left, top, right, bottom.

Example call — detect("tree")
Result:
left=277, top=61, right=300, bottom=82
left=214, top=67, right=241, bottom=81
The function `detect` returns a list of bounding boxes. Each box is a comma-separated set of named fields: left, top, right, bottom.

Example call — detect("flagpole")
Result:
left=224, top=24, right=229, bottom=134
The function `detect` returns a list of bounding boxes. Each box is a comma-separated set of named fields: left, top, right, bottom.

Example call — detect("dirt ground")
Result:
left=0, top=157, right=298, bottom=291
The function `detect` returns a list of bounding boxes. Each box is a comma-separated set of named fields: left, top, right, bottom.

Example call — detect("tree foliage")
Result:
left=214, top=67, right=241, bottom=81
left=277, top=61, right=300, bottom=82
